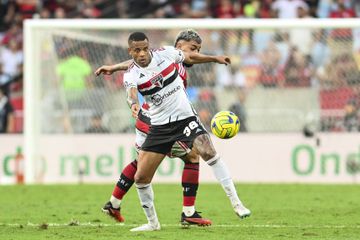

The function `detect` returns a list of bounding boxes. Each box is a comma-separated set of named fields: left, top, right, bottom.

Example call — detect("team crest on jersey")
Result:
left=151, top=74, right=164, bottom=88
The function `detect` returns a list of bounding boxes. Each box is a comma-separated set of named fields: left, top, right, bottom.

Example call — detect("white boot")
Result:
left=130, top=222, right=161, bottom=232
left=233, top=204, right=251, bottom=219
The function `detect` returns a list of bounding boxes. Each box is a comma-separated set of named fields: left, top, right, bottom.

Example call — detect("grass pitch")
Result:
left=0, top=184, right=359, bottom=240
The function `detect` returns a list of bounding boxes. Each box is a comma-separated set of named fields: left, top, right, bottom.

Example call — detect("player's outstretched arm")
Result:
left=126, top=87, right=140, bottom=118
left=183, top=52, right=231, bottom=65
left=94, top=60, right=133, bottom=76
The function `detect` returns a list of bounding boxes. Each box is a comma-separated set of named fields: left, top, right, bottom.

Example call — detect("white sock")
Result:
left=110, top=195, right=121, bottom=209
left=207, top=155, right=243, bottom=207
left=183, top=206, right=195, bottom=217
left=135, top=183, right=159, bottom=225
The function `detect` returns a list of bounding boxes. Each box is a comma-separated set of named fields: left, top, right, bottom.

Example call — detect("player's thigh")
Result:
left=135, top=150, right=165, bottom=183
left=135, top=129, right=147, bottom=153
left=192, top=133, right=217, bottom=161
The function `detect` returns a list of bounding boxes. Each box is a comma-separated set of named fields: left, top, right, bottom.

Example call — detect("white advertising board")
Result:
left=1, top=134, right=359, bottom=184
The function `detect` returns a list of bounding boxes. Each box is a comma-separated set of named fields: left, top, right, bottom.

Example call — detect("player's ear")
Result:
left=127, top=47, right=131, bottom=55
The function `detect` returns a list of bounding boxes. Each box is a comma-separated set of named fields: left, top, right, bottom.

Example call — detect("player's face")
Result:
left=128, top=39, right=151, bottom=67
left=176, top=40, right=201, bottom=53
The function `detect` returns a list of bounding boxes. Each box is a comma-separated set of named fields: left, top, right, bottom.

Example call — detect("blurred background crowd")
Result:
left=1, top=0, right=360, bottom=134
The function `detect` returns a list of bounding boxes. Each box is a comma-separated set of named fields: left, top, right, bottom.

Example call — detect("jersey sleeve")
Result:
left=123, top=72, right=137, bottom=90
left=159, top=46, right=185, bottom=63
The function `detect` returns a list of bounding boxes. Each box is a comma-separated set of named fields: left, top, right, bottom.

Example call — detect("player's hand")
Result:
left=216, top=56, right=231, bottom=65
left=131, top=103, right=140, bottom=118
left=94, top=65, right=114, bottom=76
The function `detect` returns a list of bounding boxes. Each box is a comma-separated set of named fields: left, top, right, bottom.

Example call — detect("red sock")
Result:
left=112, top=160, right=137, bottom=200
left=182, top=162, right=199, bottom=206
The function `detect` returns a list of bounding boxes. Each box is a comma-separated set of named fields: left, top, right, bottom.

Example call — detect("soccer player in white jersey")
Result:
left=95, top=30, right=212, bottom=226
left=122, top=32, right=250, bottom=232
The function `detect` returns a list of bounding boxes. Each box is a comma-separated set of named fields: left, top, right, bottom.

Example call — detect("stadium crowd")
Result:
left=0, top=0, right=360, bottom=134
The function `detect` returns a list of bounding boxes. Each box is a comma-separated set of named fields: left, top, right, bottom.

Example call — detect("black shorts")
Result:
left=141, top=116, right=207, bottom=155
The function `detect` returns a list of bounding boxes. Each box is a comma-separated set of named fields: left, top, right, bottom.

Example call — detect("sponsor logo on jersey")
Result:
left=139, top=73, right=145, bottom=78
left=150, top=85, right=181, bottom=106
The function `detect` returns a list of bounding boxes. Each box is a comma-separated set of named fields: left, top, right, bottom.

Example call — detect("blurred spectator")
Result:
left=81, top=0, right=102, bottom=18
left=0, top=62, right=12, bottom=97
left=309, top=29, right=331, bottom=69
left=38, top=7, right=51, bottom=18
left=253, top=29, right=275, bottom=54
left=0, top=0, right=16, bottom=33
left=289, top=5, right=313, bottom=54
left=317, top=0, right=332, bottom=18
left=273, top=31, right=291, bottom=66
left=1, top=23, right=23, bottom=46
left=216, top=57, right=247, bottom=88
left=85, top=114, right=110, bottom=133
left=258, top=0, right=274, bottom=18
left=340, top=53, right=360, bottom=86
left=344, top=84, right=360, bottom=131
left=177, top=0, right=210, bottom=18
left=195, top=89, right=218, bottom=131
left=15, top=0, right=38, bottom=19
left=152, top=0, right=177, bottom=18
left=0, top=87, right=14, bottom=133
left=177, top=1, right=193, bottom=18
left=239, top=44, right=262, bottom=88
left=283, top=47, right=313, bottom=87
left=320, top=54, right=359, bottom=89
left=0, top=39, right=23, bottom=95
left=214, top=0, right=237, bottom=18
left=229, top=87, right=247, bottom=132
left=54, top=7, right=66, bottom=18
left=316, top=56, right=340, bottom=89
left=257, top=41, right=284, bottom=87
left=101, top=55, right=125, bottom=91
left=330, top=0, right=356, bottom=18
left=56, top=50, right=92, bottom=103
left=272, top=0, right=309, bottom=18
left=126, top=0, right=151, bottom=17
left=190, top=0, right=210, bottom=18
left=42, top=0, right=60, bottom=13
left=329, top=0, right=356, bottom=42
left=355, top=0, right=360, bottom=17
left=188, top=62, right=216, bottom=87
left=243, top=0, right=261, bottom=18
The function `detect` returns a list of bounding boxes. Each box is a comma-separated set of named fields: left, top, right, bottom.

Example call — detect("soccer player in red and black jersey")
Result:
left=95, top=30, right=212, bottom=226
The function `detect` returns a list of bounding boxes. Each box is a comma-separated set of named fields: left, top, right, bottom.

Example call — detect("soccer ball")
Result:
left=211, top=111, right=240, bottom=139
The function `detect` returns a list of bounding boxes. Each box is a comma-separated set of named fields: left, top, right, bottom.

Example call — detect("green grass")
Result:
left=0, top=184, right=359, bottom=240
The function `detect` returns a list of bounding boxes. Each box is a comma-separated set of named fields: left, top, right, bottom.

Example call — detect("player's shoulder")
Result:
left=124, top=61, right=137, bottom=74
left=152, top=46, right=177, bottom=55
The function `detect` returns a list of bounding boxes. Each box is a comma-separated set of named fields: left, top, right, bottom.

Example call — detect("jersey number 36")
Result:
left=183, top=121, right=199, bottom=137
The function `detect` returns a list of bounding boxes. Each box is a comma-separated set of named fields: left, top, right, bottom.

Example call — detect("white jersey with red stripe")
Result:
left=136, top=62, right=187, bottom=133
left=124, top=46, right=195, bottom=125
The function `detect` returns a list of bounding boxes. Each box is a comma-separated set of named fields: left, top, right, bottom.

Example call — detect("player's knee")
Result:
left=182, top=151, right=200, bottom=163
left=189, top=154, right=200, bottom=163
left=200, top=149, right=217, bottom=161
left=134, top=172, right=151, bottom=184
